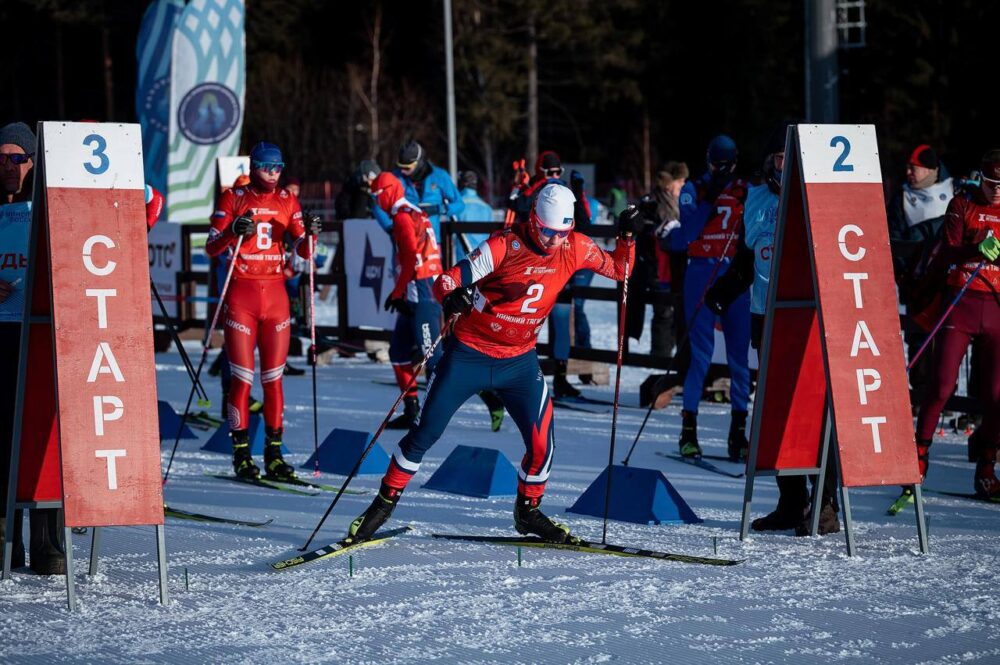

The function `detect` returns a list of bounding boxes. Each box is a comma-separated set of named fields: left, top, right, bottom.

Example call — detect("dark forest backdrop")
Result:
left=2, top=0, right=998, bottom=201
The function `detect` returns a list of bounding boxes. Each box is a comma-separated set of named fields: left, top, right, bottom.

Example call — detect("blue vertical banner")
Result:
left=135, top=0, right=185, bottom=201
left=167, top=0, right=246, bottom=223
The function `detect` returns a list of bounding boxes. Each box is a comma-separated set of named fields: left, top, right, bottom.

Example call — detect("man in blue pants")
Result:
left=346, top=185, right=637, bottom=544
left=676, top=135, right=751, bottom=459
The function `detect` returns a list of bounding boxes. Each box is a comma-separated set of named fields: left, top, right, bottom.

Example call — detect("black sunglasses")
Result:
left=0, top=153, right=32, bottom=165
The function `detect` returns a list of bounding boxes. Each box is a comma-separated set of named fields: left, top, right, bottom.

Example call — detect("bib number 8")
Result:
left=256, top=222, right=273, bottom=250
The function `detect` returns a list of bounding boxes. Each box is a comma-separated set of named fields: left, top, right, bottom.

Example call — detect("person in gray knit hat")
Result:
left=0, top=122, right=36, bottom=204
left=0, top=120, right=68, bottom=576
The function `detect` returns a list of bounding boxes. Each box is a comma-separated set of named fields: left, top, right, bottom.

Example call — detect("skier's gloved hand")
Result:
left=304, top=211, right=323, bottom=236
left=617, top=205, right=643, bottom=239
left=232, top=215, right=255, bottom=237
left=705, top=283, right=726, bottom=315
left=638, top=194, right=659, bottom=222
left=384, top=295, right=413, bottom=316
left=442, top=287, right=474, bottom=319
left=978, top=235, right=1000, bottom=262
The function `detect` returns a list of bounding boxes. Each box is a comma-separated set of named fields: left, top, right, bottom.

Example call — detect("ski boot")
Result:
left=248, top=395, right=264, bottom=414
left=231, top=429, right=260, bottom=480
left=263, top=428, right=296, bottom=481
left=796, top=501, right=840, bottom=536
left=553, top=360, right=581, bottom=399
left=514, top=494, right=574, bottom=544
left=387, top=396, right=420, bottom=430
left=678, top=410, right=702, bottom=458
left=479, top=390, right=505, bottom=432
left=283, top=362, right=305, bottom=376
left=887, top=486, right=915, bottom=516
left=727, top=410, right=749, bottom=462
left=348, top=484, right=403, bottom=543
left=974, top=452, right=1000, bottom=499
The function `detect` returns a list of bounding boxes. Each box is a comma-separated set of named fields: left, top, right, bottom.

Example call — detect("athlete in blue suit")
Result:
left=676, top=135, right=751, bottom=459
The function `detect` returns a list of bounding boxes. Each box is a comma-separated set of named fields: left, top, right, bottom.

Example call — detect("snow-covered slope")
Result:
left=2, top=292, right=998, bottom=664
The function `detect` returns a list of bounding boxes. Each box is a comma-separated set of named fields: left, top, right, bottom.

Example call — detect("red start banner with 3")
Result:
left=40, top=122, right=164, bottom=527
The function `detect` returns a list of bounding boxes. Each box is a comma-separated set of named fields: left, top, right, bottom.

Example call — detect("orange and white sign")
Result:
left=752, top=124, right=919, bottom=488
left=41, top=122, right=164, bottom=527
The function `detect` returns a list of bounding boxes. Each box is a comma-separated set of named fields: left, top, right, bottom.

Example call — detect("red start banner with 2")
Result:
left=28, top=122, right=164, bottom=527
left=752, top=124, right=920, bottom=488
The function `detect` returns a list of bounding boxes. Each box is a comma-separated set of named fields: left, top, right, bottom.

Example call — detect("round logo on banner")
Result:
left=177, top=83, right=240, bottom=145
left=142, top=77, right=171, bottom=134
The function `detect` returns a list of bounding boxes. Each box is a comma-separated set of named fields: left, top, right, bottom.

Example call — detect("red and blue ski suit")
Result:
left=369, top=172, right=445, bottom=396
left=380, top=225, right=633, bottom=498
left=677, top=173, right=751, bottom=413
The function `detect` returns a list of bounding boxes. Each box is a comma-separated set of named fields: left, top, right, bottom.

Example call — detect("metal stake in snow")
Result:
left=308, top=233, right=320, bottom=477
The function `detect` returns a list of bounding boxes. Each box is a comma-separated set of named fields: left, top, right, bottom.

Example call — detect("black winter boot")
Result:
left=553, top=361, right=581, bottom=399
left=28, top=508, right=66, bottom=575
left=513, top=494, right=573, bottom=543
left=264, top=428, right=296, bottom=481
left=727, top=410, right=749, bottom=462
left=231, top=429, right=260, bottom=479
left=387, top=396, right=420, bottom=430
left=348, top=484, right=403, bottom=543
left=678, top=410, right=702, bottom=458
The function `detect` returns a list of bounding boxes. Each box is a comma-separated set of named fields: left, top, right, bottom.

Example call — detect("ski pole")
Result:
left=299, top=315, right=457, bottom=552
left=163, top=236, right=246, bottom=486
left=601, top=234, right=633, bottom=544
left=308, top=234, right=320, bottom=477
left=150, top=278, right=210, bottom=405
left=621, top=224, right=741, bottom=466
left=907, top=261, right=985, bottom=372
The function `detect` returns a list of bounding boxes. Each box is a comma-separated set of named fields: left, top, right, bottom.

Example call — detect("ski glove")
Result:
left=304, top=211, right=323, bottom=236
left=384, top=296, right=414, bottom=316
left=638, top=194, right=659, bottom=223
left=978, top=235, right=1000, bottom=262
left=442, top=287, right=474, bottom=319
left=617, top=205, right=644, bottom=238
left=232, top=215, right=255, bottom=237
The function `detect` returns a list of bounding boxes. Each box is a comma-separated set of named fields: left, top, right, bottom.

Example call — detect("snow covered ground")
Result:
left=2, top=292, right=999, bottom=664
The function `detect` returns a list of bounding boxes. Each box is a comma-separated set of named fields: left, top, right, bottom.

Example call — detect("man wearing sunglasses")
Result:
left=370, top=140, right=464, bottom=243
left=914, top=150, right=1000, bottom=500
left=1, top=121, right=70, bottom=575
left=346, top=184, right=637, bottom=545
left=205, top=141, right=321, bottom=481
